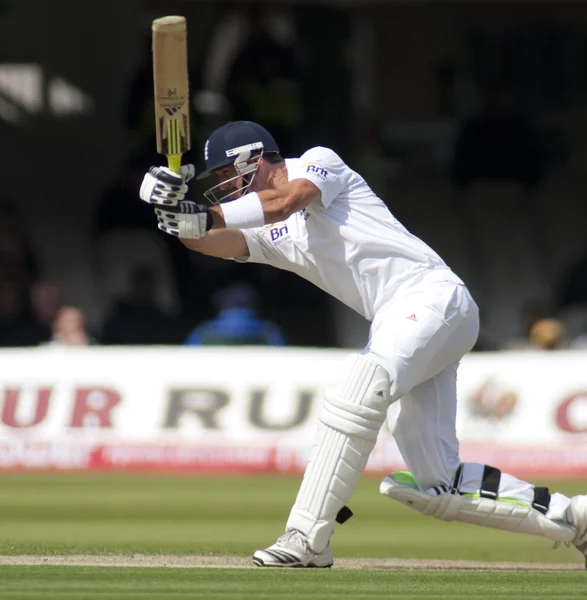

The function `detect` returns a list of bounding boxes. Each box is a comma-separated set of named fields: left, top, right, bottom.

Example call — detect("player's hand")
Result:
left=139, top=164, right=196, bottom=207
left=154, top=200, right=212, bottom=239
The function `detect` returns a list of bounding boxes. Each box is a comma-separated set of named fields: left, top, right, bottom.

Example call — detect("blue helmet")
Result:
left=198, top=121, right=280, bottom=204
left=197, top=121, right=280, bottom=180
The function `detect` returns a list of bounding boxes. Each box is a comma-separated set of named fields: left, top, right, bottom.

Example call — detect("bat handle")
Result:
left=167, top=154, right=182, bottom=174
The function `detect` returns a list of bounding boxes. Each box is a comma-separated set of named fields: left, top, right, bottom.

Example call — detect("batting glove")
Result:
left=139, top=164, right=196, bottom=207
left=155, top=200, right=212, bottom=239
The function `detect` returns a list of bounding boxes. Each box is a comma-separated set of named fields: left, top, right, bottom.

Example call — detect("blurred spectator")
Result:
left=31, top=281, right=63, bottom=330
left=46, top=306, right=94, bottom=347
left=506, top=299, right=552, bottom=350
left=506, top=303, right=567, bottom=350
left=0, top=269, right=49, bottom=347
left=100, top=264, right=185, bottom=345
left=528, top=318, right=566, bottom=351
left=186, top=282, right=286, bottom=346
left=450, top=82, right=549, bottom=190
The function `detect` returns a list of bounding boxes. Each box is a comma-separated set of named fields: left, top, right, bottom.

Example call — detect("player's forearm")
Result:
left=210, top=182, right=318, bottom=230
left=257, top=188, right=302, bottom=223
left=208, top=190, right=292, bottom=229
left=179, top=229, right=249, bottom=259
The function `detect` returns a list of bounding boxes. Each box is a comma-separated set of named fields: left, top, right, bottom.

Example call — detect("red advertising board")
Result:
left=0, top=346, right=586, bottom=476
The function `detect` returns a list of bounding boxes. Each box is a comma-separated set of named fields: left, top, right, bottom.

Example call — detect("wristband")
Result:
left=221, top=192, right=265, bottom=229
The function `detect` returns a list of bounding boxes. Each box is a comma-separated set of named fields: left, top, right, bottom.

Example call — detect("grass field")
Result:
left=0, top=473, right=585, bottom=599
left=1, top=566, right=586, bottom=600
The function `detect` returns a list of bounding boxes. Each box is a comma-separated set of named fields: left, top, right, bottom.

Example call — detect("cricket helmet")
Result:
left=198, top=121, right=280, bottom=204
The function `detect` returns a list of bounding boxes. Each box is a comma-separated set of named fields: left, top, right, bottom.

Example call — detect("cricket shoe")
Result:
left=252, top=530, right=333, bottom=568
left=569, top=495, right=587, bottom=569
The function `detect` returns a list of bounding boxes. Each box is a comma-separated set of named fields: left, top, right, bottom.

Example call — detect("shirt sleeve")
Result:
left=288, top=146, right=347, bottom=208
left=231, top=228, right=271, bottom=265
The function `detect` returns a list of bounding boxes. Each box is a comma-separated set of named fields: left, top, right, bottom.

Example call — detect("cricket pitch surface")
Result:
left=0, top=555, right=582, bottom=571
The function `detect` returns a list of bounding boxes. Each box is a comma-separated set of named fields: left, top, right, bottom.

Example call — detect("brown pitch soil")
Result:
left=0, top=555, right=583, bottom=571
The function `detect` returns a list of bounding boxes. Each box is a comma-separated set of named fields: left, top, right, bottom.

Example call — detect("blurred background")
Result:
left=1, top=0, right=587, bottom=351
left=0, top=2, right=586, bottom=566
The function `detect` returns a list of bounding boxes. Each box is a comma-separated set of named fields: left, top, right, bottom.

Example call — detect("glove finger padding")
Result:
left=180, top=164, right=196, bottom=183
left=150, top=164, right=195, bottom=184
left=139, top=165, right=190, bottom=207
left=149, top=166, right=183, bottom=185
left=155, top=201, right=212, bottom=239
left=156, top=200, right=203, bottom=215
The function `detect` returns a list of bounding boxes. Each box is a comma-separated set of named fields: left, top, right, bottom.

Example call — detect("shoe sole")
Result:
left=252, top=556, right=333, bottom=568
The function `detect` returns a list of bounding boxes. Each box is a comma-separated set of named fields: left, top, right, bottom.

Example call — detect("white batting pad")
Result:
left=286, top=354, right=390, bottom=553
left=381, top=468, right=576, bottom=543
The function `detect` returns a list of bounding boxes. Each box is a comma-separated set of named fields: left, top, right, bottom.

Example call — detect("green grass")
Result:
left=0, top=566, right=585, bottom=600
left=0, top=474, right=585, bottom=599
left=0, top=473, right=584, bottom=565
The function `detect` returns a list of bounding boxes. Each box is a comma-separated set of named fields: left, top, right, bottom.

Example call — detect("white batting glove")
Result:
left=139, top=164, right=196, bottom=207
left=154, top=201, right=212, bottom=239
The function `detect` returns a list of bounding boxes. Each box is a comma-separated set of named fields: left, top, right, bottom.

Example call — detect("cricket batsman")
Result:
left=139, top=120, right=587, bottom=568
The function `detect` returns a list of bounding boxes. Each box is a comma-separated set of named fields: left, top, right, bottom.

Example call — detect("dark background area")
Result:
left=1, top=0, right=586, bottom=351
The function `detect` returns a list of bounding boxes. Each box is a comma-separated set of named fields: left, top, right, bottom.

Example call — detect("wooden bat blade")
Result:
left=152, top=16, right=190, bottom=172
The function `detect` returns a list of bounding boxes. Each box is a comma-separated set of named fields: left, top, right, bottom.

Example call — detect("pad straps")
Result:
left=452, top=463, right=551, bottom=514
left=336, top=505, right=353, bottom=524
left=532, top=487, right=551, bottom=515
left=480, top=465, right=501, bottom=499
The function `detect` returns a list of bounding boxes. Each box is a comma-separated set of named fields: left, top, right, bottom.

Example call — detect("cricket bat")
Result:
left=152, top=16, right=191, bottom=174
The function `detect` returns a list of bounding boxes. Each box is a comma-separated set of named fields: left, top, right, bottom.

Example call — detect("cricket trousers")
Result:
left=362, top=268, right=576, bottom=541
left=364, top=268, right=479, bottom=490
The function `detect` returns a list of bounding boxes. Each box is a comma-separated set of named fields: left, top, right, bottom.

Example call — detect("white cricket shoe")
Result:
left=252, top=530, right=334, bottom=568
left=569, top=495, right=587, bottom=569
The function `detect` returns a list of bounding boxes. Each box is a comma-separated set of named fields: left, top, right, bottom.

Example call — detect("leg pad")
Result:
left=286, top=354, right=390, bottom=552
left=381, top=466, right=576, bottom=543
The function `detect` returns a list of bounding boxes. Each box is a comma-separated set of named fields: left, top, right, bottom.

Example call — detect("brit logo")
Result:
left=270, top=224, right=288, bottom=242
left=306, top=164, right=328, bottom=179
left=266, top=223, right=290, bottom=247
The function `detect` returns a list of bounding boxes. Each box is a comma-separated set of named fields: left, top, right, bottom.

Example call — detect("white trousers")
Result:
left=365, top=269, right=573, bottom=530
left=364, top=270, right=480, bottom=490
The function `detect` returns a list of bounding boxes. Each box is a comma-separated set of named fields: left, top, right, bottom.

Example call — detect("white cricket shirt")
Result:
left=239, top=146, right=461, bottom=321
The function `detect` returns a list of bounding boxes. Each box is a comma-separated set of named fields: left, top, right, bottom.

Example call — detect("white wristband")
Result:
left=221, top=192, right=265, bottom=229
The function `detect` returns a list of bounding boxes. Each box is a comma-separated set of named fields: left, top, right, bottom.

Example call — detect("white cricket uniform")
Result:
left=238, top=146, right=480, bottom=489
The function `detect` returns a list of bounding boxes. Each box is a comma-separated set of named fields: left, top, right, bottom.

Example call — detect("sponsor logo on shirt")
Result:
left=265, top=223, right=290, bottom=247
left=298, top=208, right=310, bottom=221
left=305, top=163, right=328, bottom=179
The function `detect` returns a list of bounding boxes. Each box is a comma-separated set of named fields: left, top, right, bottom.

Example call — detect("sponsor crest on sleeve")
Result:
left=304, top=163, right=328, bottom=179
